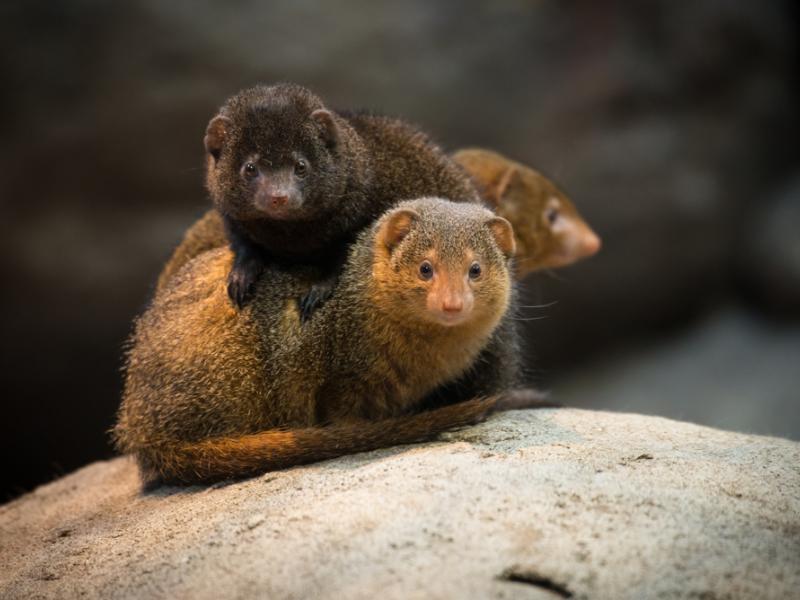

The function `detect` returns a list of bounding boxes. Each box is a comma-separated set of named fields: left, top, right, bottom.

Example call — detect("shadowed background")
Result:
left=1, top=0, right=798, bottom=500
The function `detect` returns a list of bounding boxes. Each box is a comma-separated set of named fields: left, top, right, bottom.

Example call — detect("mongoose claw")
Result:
left=227, top=259, right=263, bottom=308
left=298, top=283, right=334, bottom=322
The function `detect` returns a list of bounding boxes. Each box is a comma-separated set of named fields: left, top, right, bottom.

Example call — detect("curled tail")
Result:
left=136, top=392, right=551, bottom=485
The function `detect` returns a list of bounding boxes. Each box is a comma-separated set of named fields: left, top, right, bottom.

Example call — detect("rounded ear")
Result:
left=376, top=209, right=420, bottom=252
left=311, top=109, right=339, bottom=148
left=485, top=166, right=522, bottom=207
left=204, top=115, right=232, bottom=161
left=486, top=216, right=516, bottom=258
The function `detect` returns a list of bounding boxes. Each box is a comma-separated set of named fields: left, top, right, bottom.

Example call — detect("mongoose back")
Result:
left=157, top=149, right=600, bottom=291
left=453, top=148, right=601, bottom=278
left=204, top=83, right=480, bottom=310
left=115, top=198, right=534, bottom=485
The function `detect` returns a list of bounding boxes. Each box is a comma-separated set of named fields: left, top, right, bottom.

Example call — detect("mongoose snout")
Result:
left=424, top=266, right=475, bottom=326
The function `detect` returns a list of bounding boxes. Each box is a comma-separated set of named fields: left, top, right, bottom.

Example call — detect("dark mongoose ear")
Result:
left=377, top=208, right=420, bottom=251
left=485, top=166, right=522, bottom=207
left=204, top=116, right=232, bottom=161
left=486, top=216, right=516, bottom=258
left=310, top=109, right=339, bottom=148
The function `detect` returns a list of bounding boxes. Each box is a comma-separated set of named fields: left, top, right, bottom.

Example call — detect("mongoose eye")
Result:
left=294, top=159, right=308, bottom=177
left=419, top=260, right=434, bottom=280
left=468, top=262, right=482, bottom=280
left=243, top=162, right=258, bottom=178
left=546, top=207, right=560, bottom=225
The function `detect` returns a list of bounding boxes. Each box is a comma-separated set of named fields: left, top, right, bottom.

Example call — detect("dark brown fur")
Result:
left=204, top=84, right=480, bottom=307
left=115, top=199, right=536, bottom=485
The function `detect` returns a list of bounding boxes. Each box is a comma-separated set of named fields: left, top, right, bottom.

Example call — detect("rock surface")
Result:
left=1, top=409, right=798, bottom=599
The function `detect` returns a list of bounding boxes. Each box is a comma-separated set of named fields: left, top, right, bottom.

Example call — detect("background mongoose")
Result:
left=453, top=148, right=601, bottom=278
left=115, top=198, right=540, bottom=485
left=157, top=149, right=600, bottom=292
left=204, top=83, right=480, bottom=311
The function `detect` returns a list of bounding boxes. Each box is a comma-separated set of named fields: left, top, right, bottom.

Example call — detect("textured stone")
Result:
left=2, top=409, right=798, bottom=599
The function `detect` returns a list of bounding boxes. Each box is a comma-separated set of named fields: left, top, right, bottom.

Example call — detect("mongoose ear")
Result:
left=311, top=109, right=339, bottom=148
left=377, top=209, right=420, bottom=251
left=485, top=166, right=522, bottom=207
left=486, top=216, right=516, bottom=258
left=204, top=115, right=232, bottom=161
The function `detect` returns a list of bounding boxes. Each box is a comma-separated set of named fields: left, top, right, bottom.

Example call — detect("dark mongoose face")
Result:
left=204, top=84, right=349, bottom=222
left=370, top=198, right=516, bottom=331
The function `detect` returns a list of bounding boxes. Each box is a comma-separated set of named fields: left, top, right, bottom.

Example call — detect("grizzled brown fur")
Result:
left=155, top=209, right=228, bottom=292
left=115, top=199, right=529, bottom=485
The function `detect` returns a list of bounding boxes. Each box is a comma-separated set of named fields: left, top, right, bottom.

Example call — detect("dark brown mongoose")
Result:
left=115, top=198, right=542, bottom=486
left=453, top=148, right=601, bottom=278
left=203, top=83, right=480, bottom=313
left=157, top=149, right=600, bottom=292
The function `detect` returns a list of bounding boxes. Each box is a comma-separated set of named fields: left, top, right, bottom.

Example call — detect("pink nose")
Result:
left=581, top=230, right=602, bottom=256
left=442, top=297, right=464, bottom=313
left=270, top=195, right=288, bottom=207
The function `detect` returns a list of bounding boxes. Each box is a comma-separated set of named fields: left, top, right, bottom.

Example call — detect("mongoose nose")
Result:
left=270, top=195, right=289, bottom=207
left=581, top=229, right=602, bottom=256
left=441, top=297, right=464, bottom=313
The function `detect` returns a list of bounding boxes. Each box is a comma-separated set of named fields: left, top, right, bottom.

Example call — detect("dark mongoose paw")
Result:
left=227, top=258, right=264, bottom=308
left=298, top=283, right=335, bottom=322
left=494, top=388, right=561, bottom=412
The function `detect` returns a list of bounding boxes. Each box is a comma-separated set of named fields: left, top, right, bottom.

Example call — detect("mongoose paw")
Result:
left=298, top=283, right=335, bottom=322
left=227, top=260, right=263, bottom=308
left=494, top=388, right=561, bottom=412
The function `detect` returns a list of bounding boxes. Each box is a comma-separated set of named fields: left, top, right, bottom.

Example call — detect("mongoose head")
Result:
left=453, top=149, right=601, bottom=278
left=371, top=198, right=515, bottom=329
left=203, top=83, right=354, bottom=222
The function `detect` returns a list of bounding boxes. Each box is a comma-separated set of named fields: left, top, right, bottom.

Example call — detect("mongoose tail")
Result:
left=142, top=392, right=552, bottom=484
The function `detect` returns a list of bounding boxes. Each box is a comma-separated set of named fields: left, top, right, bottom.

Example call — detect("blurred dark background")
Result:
left=1, top=0, right=798, bottom=501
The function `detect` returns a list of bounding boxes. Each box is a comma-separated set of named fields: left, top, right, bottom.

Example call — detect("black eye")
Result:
left=244, top=162, right=258, bottom=177
left=546, top=208, right=559, bottom=225
left=419, top=261, right=433, bottom=280
left=469, top=262, right=482, bottom=280
left=294, top=159, right=308, bottom=177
